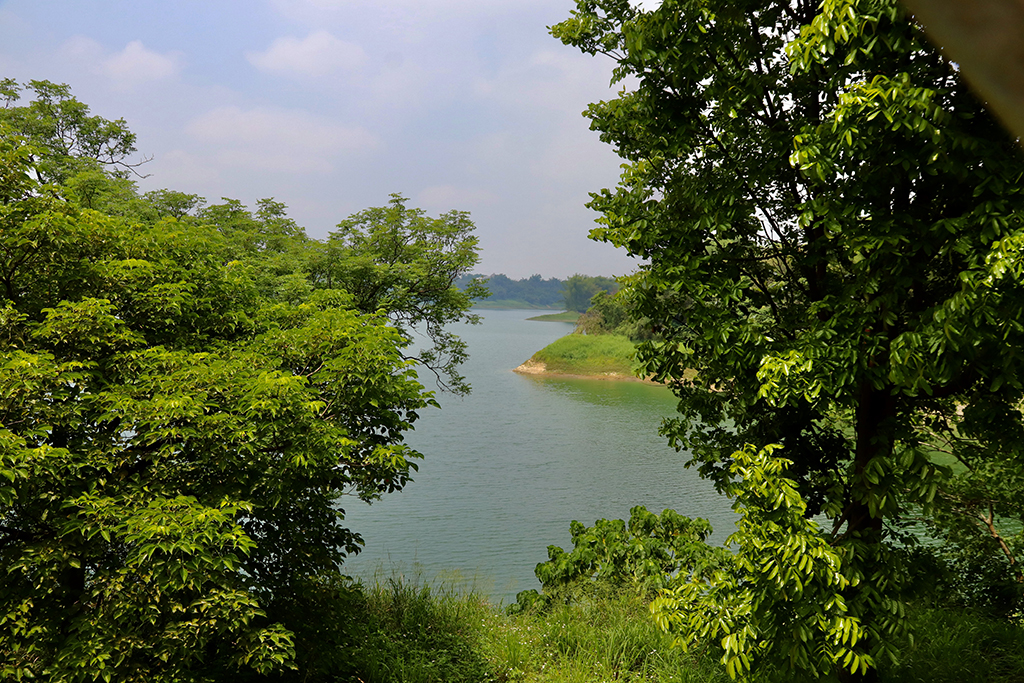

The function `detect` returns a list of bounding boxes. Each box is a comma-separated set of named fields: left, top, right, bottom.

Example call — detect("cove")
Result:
left=340, top=309, right=737, bottom=604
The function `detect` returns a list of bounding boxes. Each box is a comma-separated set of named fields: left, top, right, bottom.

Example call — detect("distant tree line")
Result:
left=457, top=273, right=618, bottom=311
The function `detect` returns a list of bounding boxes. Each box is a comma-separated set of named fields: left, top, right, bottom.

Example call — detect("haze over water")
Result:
left=341, top=309, right=737, bottom=604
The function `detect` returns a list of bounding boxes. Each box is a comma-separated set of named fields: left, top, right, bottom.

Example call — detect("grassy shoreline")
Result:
left=514, top=333, right=649, bottom=382
left=526, top=311, right=580, bottom=323
left=472, top=300, right=563, bottom=310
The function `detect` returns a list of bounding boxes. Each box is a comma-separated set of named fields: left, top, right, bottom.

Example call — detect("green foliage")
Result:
left=514, top=506, right=730, bottom=612
left=0, top=78, right=144, bottom=184
left=310, top=194, right=485, bottom=394
left=0, top=94, right=481, bottom=679
left=574, top=290, right=626, bottom=335
left=575, top=288, right=657, bottom=341
left=561, top=274, right=619, bottom=313
left=653, top=445, right=906, bottom=682
left=157, top=569, right=1024, bottom=683
left=553, top=0, right=1024, bottom=679
left=458, top=273, right=566, bottom=309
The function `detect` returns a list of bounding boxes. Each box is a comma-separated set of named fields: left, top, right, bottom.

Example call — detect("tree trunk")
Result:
left=839, top=381, right=895, bottom=683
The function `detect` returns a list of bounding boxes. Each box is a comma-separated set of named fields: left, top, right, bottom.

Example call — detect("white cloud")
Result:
left=101, top=40, right=180, bottom=88
left=247, top=31, right=367, bottom=78
left=185, top=105, right=378, bottom=173
left=57, top=37, right=181, bottom=89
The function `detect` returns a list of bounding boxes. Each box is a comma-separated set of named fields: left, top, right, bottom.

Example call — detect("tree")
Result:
left=3, top=75, right=485, bottom=398
left=308, top=194, right=487, bottom=394
left=574, top=289, right=628, bottom=335
left=652, top=445, right=866, bottom=682
left=0, top=118, right=475, bottom=680
left=553, top=0, right=1024, bottom=680
left=561, top=273, right=619, bottom=312
left=0, top=79, right=146, bottom=184
left=456, top=273, right=566, bottom=307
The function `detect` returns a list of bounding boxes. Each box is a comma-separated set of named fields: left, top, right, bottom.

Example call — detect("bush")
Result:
left=512, top=506, right=731, bottom=613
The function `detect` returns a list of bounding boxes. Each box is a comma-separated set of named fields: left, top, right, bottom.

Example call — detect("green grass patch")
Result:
left=350, top=577, right=495, bottom=683
left=526, top=311, right=580, bottom=323
left=337, top=576, right=1024, bottom=683
left=530, top=333, right=638, bottom=377
left=348, top=578, right=727, bottom=683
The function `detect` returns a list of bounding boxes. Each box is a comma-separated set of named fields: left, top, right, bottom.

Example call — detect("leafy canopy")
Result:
left=561, top=273, right=619, bottom=312
left=0, top=81, right=483, bottom=682
left=310, top=194, right=487, bottom=395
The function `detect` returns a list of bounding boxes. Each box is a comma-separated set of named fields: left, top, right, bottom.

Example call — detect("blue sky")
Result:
left=0, top=0, right=657, bottom=279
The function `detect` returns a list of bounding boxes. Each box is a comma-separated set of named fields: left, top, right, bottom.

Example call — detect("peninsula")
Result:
left=513, top=333, right=661, bottom=383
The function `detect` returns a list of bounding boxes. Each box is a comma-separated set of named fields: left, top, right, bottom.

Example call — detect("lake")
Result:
left=340, top=309, right=737, bottom=604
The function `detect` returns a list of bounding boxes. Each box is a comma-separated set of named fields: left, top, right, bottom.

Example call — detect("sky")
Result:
left=0, top=0, right=660, bottom=279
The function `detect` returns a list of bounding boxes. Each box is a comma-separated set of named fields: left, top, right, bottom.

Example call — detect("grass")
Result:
left=880, top=606, right=1024, bottom=683
left=337, top=577, right=1024, bottom=683
left=526, top=311, right=580, bottom=323
left=349, top=576, right=496, bottom=683
left=487, top=595, right=729, bottom=683
left=529, top=333, right=639, bottom=378
left=348, top=578, right=727, bottom=683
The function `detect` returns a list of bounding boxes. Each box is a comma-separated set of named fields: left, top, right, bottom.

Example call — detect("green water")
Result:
left=341, top=309, right=736, bottom=603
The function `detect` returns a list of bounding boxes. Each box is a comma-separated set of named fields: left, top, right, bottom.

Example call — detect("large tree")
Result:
left=0, top=87, right=482, bottom=679
left=553, top=0, right=1024, bottom=680
left=308, top=195, right=487, bottom=395
left=0, top=79, right=145, bottom=184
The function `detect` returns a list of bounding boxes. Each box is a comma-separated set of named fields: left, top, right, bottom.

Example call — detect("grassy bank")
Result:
left=526, top=311, right=580, bottom=323
left=519, top=333, right=639, bottom=379
left=336, top=577, right=1024, bottom=683
left=473, top=299, right=563, bottom=310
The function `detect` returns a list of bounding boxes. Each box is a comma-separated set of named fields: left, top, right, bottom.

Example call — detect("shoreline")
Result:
left=512, top=359, right=665, bottom=385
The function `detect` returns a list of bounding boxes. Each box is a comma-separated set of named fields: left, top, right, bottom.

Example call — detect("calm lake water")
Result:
left=341, top=309, right=736, bottom=604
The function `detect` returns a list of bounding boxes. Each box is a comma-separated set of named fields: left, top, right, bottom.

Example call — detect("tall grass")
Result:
left=879, top=607, right=1024, bottom=683
left=489, top=594, right=728, bottom=683
left=351, top=575, right=495, bottom=683
left=348, top=577, right=726, bottom=683
left=337, top=576, right=1024, bottom=683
